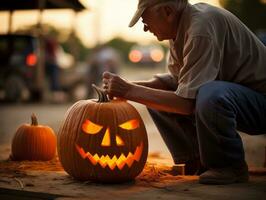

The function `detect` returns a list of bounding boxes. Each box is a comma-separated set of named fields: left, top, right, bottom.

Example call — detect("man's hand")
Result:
left=102, top=71, right=133, bottom=99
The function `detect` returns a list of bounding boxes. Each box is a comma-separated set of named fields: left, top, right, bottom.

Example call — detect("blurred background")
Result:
left=0, top=0, right=265, bottom=167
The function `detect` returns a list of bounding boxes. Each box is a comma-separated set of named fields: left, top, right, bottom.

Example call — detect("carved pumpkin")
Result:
left=11, top=114, right=56, bottom=161
left=57, top=85, right=148, bottom=182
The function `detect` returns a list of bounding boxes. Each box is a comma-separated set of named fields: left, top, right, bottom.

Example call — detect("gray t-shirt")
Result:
left=164, top=3, right=266, bottom=99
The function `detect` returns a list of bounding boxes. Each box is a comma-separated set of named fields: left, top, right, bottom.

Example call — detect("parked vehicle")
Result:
left=0, top=34, right=42, bottom=102
left=128, top=44, right=165, bottom=66
left=0, top=33, right=88, bottom=102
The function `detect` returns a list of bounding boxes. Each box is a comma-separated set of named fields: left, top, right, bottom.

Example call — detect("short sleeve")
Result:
left=176, top=36, right=221, bottom=99
left=153, top=73, right=178, bottom=91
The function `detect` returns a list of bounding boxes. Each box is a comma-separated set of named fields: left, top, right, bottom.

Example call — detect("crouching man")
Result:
left=102, top=0, right=266, bottom=184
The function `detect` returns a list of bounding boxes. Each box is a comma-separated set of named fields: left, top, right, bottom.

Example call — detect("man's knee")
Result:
left=195, top=81, right=232, bottom=118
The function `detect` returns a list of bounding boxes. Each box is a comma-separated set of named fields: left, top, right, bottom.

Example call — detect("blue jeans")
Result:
left=148, top=81, right=266, bottom=168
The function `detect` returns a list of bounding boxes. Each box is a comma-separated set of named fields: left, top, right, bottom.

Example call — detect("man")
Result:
left=102, top=0, right=266, bottom=184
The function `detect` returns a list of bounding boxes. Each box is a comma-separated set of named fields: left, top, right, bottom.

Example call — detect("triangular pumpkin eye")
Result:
left=116, top=135, right=125, bottom=146
left=82, top=119, right=103, bottom=134
left=119, top=119, right=139, bottom=130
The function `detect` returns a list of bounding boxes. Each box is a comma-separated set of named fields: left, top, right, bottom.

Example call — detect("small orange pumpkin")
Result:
left=11, top=114, right=56, bottom=161
left=57, top=85, right=148, bottom=182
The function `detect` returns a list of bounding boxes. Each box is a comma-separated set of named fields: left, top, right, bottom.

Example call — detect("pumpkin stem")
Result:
left=31, top=113, right=38, bottom=126
left=92, top=84, right=110, bottom=102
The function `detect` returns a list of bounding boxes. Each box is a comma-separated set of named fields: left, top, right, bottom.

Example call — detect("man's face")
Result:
left=142, top=6, right=176, bottom=41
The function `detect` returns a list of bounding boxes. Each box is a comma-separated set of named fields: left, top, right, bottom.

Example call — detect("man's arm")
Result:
left=133, top=73, right=177, bottom=91
left=103, top=72, right=195, bottom=115
left=132, top=78, right=168, bottom=90
left=128, top=84, right=195, bottom=115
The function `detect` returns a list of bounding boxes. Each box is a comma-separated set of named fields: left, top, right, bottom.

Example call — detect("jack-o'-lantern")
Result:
left=57, top=85, right=148, bottom=182
left=11, top=114, right=56, bottom=161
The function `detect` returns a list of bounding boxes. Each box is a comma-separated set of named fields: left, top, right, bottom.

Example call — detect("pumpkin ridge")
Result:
left=58, top=100, right=82, bottom=176
left=73, top=101, right=92, bottom=178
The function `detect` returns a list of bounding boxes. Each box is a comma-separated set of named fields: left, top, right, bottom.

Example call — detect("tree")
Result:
left=219, top=0, right=266, bottom=32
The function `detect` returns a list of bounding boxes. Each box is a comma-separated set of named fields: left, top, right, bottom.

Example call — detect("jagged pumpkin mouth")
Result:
left=75, top=142, right=143, bottom=170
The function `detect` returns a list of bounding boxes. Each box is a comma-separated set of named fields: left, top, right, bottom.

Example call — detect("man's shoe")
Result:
left=185, top=159, right=207, bottom=175
left=199, top=163, right=249, bottom=185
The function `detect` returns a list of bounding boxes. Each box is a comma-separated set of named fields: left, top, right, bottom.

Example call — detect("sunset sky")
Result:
left=0, top=0, right=221, bottom=47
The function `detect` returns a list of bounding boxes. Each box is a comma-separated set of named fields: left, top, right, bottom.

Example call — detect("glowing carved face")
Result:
left=75, top=119, right=143, bottom=170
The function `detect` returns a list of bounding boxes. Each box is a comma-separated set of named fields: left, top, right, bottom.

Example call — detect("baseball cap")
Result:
left=128, top=0, right=175, bottom=27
